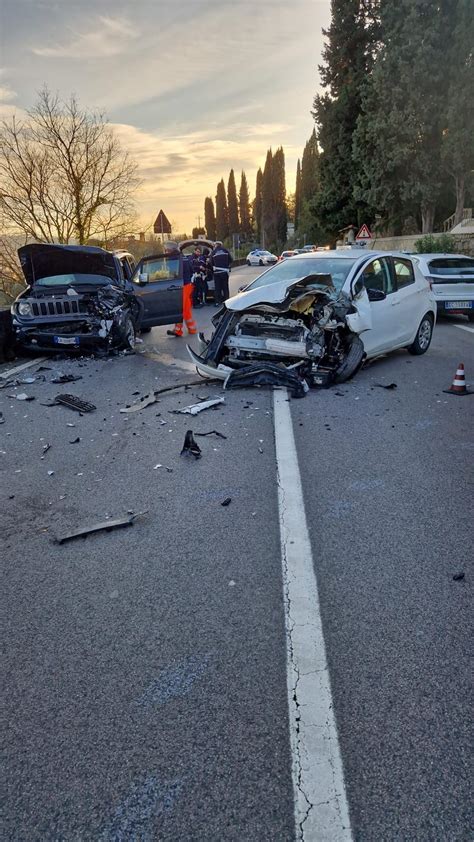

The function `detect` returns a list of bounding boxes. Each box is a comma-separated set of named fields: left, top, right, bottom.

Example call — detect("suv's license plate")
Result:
left=445, top=301, right=472, bottom=309
left=54, top=336, right=79, bottom=345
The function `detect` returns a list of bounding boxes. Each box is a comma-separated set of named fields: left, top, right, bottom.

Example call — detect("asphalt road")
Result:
left=1, top=265, right=473, bottom=841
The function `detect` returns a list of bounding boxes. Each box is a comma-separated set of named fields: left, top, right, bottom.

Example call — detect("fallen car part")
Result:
left=53, top=394, right=96, bottom=413
left=194, top=430, right=227, bottom=439
left=172, top=397, right=225, bottom=415
left=69, top=437, right=81, bottom=444
left=374, top=382, right=397, bottom=390
left=51, top=373, right=83, bottom=384
left=0, top=412, right=4, bottom=424
left=221, top=497, right=232, bottom=506
left=12, top=393, right=35, bottom=401
left=180, top=430, right=202, bottom=459
left=120, top=391, right=156, bottom=414
left=56, top=511, right=148, bottom=544
left=224, top=363, right=308, bottom=399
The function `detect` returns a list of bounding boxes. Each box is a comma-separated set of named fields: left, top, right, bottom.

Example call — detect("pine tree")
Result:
left=312, top=0, right=381, bottom=236
left=254, top=168, right=263, bottom=243
left=204, top=196, right=216, bottom=240
left=353, top=0, right=452, bottom=233
left=215, top=179, right=229, bottom=241
left=227, top=169, right=239, bottom=236
left=239, top=171, right=252, bottom=240
left=294, top=159, right=302, bottom=229
left=441, top=0, right=474, bottom=225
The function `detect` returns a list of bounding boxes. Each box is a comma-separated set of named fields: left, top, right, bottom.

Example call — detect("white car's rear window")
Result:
left=428, top=258, right=474, bottom=276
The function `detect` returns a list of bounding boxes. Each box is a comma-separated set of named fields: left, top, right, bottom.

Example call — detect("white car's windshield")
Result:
left=246, top=257, right=358, bottom=294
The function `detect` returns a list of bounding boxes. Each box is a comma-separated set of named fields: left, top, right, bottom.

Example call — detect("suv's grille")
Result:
left=31, top=299, right=88, bottom=317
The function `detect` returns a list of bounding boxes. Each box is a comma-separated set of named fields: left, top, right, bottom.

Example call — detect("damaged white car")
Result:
left=187, top=250, right=436, bottom=395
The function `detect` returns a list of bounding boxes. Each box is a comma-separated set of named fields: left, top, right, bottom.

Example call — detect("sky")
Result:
left=0, top=0, right=331, bottom=234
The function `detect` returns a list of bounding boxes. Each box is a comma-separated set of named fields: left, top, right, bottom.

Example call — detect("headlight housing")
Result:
left=18, top=301, right=32, bottom=316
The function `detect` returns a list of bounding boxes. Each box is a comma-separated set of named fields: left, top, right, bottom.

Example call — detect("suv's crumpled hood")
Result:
left=225, top=273, right=336, bottom=312
left=18, top=243, right=118, bottom=287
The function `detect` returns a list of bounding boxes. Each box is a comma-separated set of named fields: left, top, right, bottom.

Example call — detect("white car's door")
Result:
left=389, top=256, right=425, bottom=344
left=356, top=256, right=398, bottom=356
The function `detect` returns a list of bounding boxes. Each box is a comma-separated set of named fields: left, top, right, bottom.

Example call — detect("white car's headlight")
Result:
left=18, top=301, right=32, bottom=316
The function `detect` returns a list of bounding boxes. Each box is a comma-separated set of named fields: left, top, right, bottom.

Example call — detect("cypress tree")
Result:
left=227, top=169, right=239, bottom=235
left=204, top=196, right=216, bottom=240
left=239, top=171, right=252, bottom=240
left=301, top=130, right=320, bottom=203
left=274, top=147, right=287, bottom=246
left=294, top=159, right=302, bottom=229
left=215, top=179, right=229, bottom=241
left=262, top=148, right=276, bottom=249
left=254, top=168, right=263, bottom=243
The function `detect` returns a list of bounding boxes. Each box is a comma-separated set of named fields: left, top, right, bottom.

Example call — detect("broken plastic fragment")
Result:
left=51, top=373, right=83, bottom=384
left=452, top=571, right=465, bottom=581
left=54, top=394, right=96, bottom=412
left=194, top=430, right=227, bottom=439
left=172, top=397, right=225, bottom=415
left=221, top=497, right=232, bottom=506
left=120, top=391, right=156, bottom=413
left=14, top=393, right=35, bottom=401
left=180, top=430, right=202, bottom=459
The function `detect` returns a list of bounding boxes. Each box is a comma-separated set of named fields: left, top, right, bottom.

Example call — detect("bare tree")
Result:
left=0, top=87, right=140, bottom=246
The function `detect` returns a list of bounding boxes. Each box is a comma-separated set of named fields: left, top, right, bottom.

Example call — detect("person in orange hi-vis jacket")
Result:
left=165, top=242, right=197, bottom=337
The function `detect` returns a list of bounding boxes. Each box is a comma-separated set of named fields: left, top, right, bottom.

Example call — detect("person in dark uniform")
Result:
left=210, top=241, right=232, bottom=306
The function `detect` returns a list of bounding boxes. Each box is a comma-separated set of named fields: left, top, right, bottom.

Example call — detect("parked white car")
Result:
left=188, top=250, right=437, bottom=385
left=246, top=250, right=278, bottom=266
left=413, top=253, right=474, bottom=321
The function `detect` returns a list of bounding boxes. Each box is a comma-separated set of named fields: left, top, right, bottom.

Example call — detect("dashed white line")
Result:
left=273, top=389, right=352, bottom=841
left=453, top=324, right=474, bottom=334
left=0, top=357, right=47, bottom=379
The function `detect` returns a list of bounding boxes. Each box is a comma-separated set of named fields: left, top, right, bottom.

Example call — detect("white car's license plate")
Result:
left=54, top=336, right=79, bottom=345
left=445, top=301, right=472, bottom=309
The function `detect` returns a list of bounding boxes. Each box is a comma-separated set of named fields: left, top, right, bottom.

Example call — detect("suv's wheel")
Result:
left=408, top=314, right=433, bottom=355
left=334, top=335, right=365, bottom=383
left=121, top=314, right=136, bottom=350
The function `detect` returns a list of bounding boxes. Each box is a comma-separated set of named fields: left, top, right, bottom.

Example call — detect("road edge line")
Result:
left=0, top=357, right=47, bottom=379
left=273, top=388, right=353, bottom=841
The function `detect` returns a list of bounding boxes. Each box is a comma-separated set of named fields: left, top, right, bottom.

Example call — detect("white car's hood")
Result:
left=225, top=275, right=335, bottom=312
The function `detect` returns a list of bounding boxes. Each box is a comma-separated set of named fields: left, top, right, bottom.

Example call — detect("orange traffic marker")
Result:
left=443, top=363, right=473, bottom=396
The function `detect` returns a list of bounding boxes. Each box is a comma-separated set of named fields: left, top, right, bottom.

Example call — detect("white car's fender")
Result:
left=345, top=287, right=372, bottom=334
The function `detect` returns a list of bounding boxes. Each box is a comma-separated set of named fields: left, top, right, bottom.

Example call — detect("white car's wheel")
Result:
left=246, top=259, right=251, bottom=266
left=408, top=314, right=433, bottom=355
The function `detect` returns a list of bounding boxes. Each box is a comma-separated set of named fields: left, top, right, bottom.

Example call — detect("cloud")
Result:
left=0, top=85, right=17, bottom=102
left=32, top=15, right=139, bottom=59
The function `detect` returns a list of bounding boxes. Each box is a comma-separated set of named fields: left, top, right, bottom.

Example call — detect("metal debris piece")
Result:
left=51, top=373, right=83, bottom=384
left=54, top=394, right=96, bottom=412
left=221, top=497, right=232, bottom=506
left=120, top=391, right=156, bottom=413
left=172, top=397, right=225, bottom=415
left=56, top=510, right=148, bottom=544
left=194, top=430, right=227, bottom=439
left=180, top=430, right=202, bottom=459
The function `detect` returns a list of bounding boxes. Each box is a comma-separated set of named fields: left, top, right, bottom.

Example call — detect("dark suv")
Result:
left=12, top=243, right=185, bottom=351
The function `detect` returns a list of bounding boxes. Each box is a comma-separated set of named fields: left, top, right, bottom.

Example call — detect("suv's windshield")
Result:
left=428, top=258, right=474, bottom=276
left=246, top=256, right=358, bottom=293
left=35, top=273, right=115, bottom=287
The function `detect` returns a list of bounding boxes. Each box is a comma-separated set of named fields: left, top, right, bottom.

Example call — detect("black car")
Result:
left=12, top=243, right=184, bottom=351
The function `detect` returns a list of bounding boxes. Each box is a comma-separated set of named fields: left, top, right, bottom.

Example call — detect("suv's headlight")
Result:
left=18, top=301, right=32, bottom=316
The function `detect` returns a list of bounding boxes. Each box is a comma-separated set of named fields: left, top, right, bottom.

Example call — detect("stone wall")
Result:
left=367, top=232, right=474, bottom=255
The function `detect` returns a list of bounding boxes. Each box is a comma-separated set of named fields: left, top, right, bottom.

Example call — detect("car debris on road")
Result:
left=180, top=430, right=202, bottom=459
left=172, top=397, right=225, bottom=415
left=56, top=511, right=148, bottom=544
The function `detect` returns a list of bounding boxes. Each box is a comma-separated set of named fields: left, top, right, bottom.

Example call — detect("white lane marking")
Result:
left=453, top=325, right=474, bottom=334
left=273, top=389, right=352, bottom=841
left=0, top=357, right=47, bottom=379
left=143, top=350, right=197, bottom=373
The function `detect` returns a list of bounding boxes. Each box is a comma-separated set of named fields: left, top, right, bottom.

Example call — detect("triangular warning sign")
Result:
left=153, top=209, right=172, bottom=235
left=356, top=223, right=372, bottom=240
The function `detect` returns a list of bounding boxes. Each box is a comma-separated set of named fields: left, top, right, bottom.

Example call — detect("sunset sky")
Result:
left=0, top=0, right=331, bottom=234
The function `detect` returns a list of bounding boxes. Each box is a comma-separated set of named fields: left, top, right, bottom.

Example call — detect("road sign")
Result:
left=153, top=210, right=172, bottom=235
left=356, top=223, right=372, bottom=240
